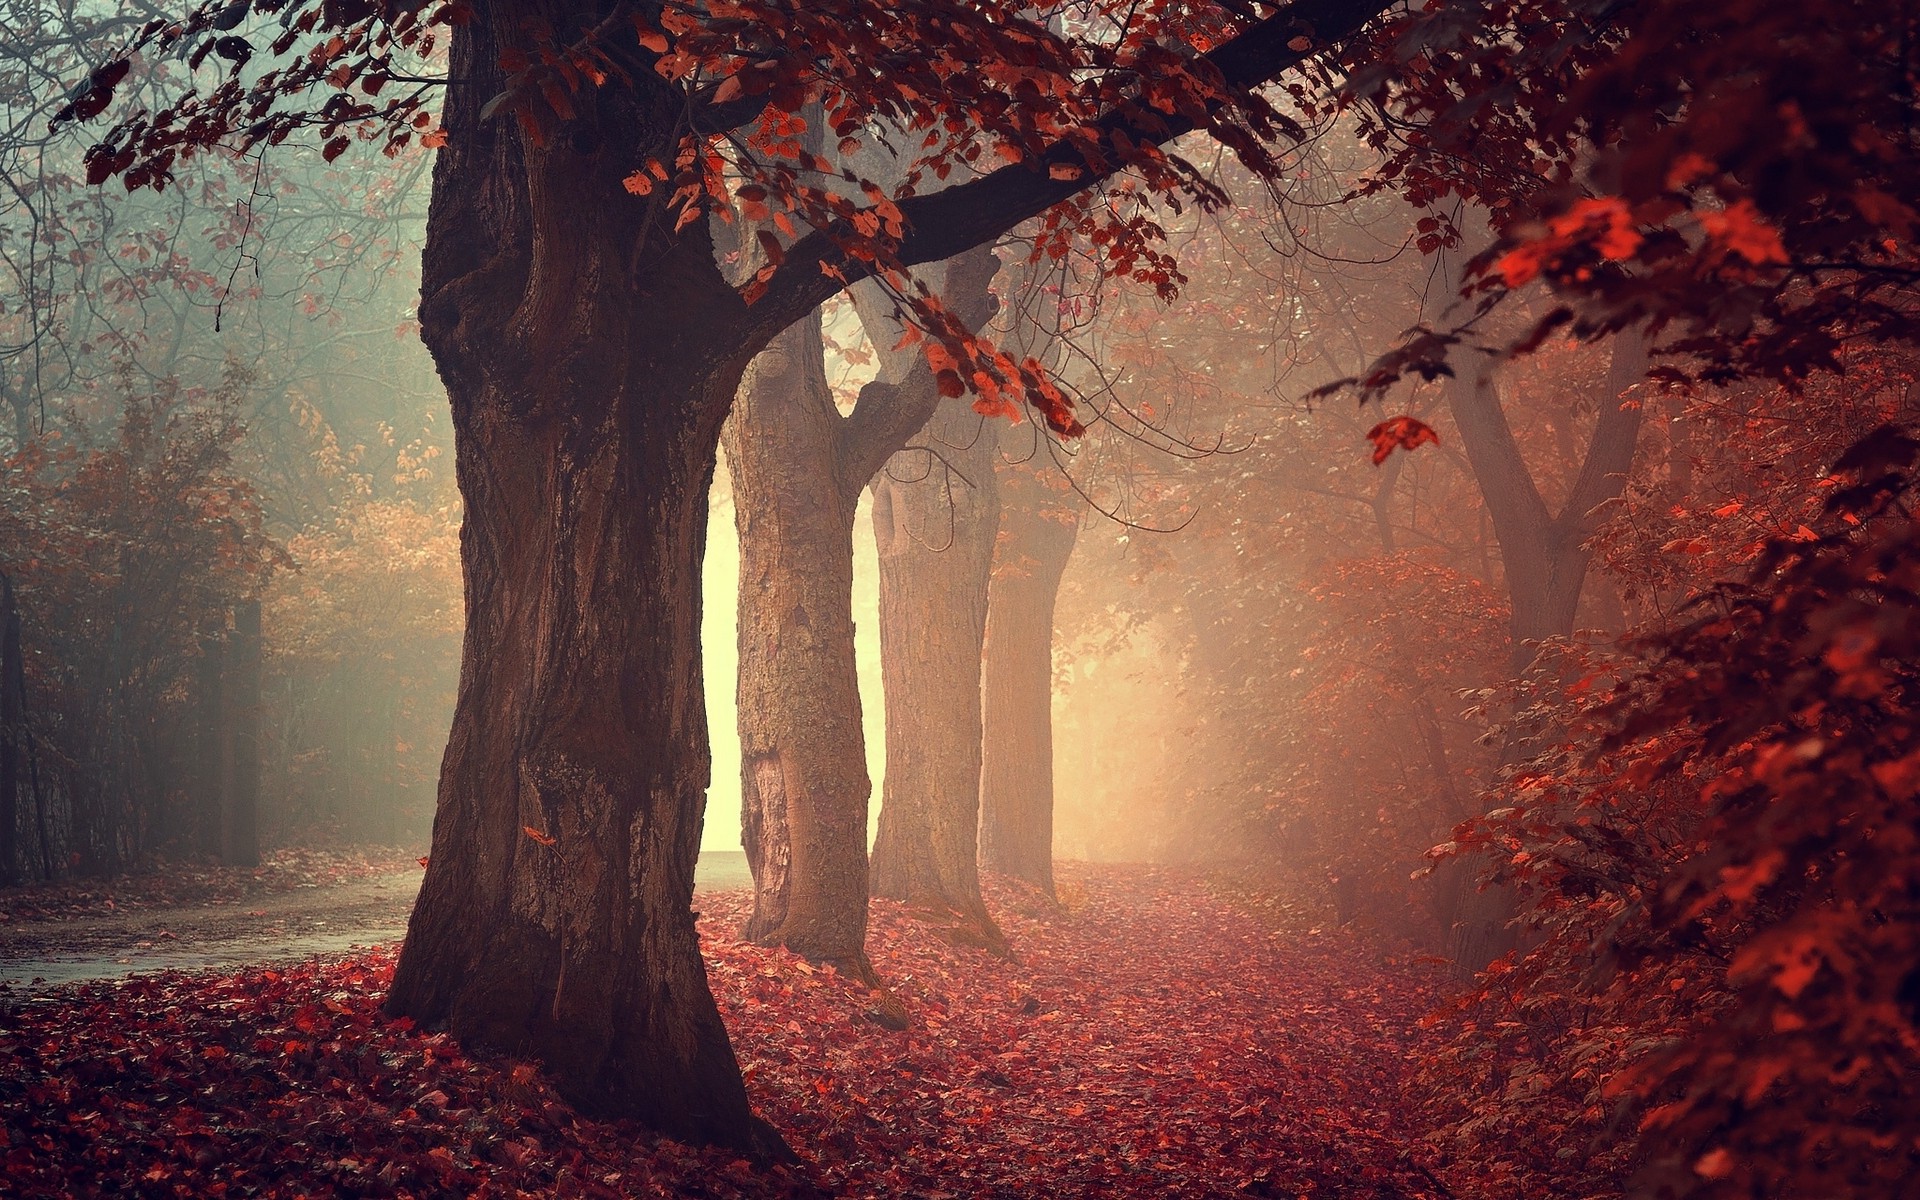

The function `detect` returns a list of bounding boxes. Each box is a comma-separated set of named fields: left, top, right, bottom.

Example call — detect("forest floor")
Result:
left=0, top=863, right=1450, bottom=1199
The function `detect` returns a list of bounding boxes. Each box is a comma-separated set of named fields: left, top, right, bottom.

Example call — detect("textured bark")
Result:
left=864, top=250, right=1007, bottom=951
left=383, top=6, right=778, bottom=1154
left=723, top=311, right=875, bottom=974
left=977, top=459, right=1079, bottom=895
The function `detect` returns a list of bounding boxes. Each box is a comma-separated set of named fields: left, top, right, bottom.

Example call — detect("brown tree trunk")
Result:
left=1448, top=332, right=1649, bottom=670
left=383, top=8, right=778, bottom=1154
left=195, top=632, right=226, bottom=860
left=866, top=253, right=1007, bottom=951
left=724, top=238, right=999, bottom=973
left=977, top=463, right=1078, bottom=896
left=723, top=310, right=874, bottom=975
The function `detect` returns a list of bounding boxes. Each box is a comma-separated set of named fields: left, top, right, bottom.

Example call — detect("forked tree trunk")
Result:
left=977, top=461, right=1078, bottom=895
left=723, top=248, right=987, bottom=974
left=724, top=311, right=874, bottom=975
left=865, top=259, right=1007, bottom=949
left=383, top=9, right=777, bottom=1154
left=1442, top=325, right=1650, bottom=971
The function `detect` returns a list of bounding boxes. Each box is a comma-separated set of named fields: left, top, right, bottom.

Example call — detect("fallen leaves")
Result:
left=0, top=865, right=1445, bottom=1198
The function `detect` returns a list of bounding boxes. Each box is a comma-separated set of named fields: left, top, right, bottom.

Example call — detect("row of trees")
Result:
left=40, top=0, right=1920, bottom=1194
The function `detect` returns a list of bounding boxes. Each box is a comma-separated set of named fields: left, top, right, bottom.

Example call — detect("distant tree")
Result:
left=864, top=248, right=1008, bottom=950
left=977, top=447, right=1079, bottom=896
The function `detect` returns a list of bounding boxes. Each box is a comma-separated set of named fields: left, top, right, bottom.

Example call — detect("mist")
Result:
left=3, top=3, right=1913, bottom=1196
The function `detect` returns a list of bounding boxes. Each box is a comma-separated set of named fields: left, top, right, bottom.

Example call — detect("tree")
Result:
left=0, top=372, right=277, bottom=879
left=977, top=455, right=1079, bottom=894
left=720, top=252, right=983, bottom=976
left=864, top=246, right=1008, bottom=948
left=84, top=0, right=1396, bottom=1148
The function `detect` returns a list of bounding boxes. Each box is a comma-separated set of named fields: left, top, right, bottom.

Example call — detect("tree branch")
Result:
left=836, top=245, right=1001, bottom=503
left=746, top=0, right=1397, bottom=340
left=1557, top=324, right=1649, bottom=534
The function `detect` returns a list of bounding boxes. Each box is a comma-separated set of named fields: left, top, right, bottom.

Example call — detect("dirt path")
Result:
left=0, top=869, right=424, bottom=988
left=0, top=851, right=753, bottom=989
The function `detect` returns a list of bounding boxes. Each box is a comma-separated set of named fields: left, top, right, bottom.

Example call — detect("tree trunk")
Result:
left=724, top=240, right=997, bottom=972
left=868, top=385, right=1006, bottom=950
left=382, top=8, right=778, bottom=1154
left=1442, top=326, right=1650, bottom=970
left=1, top=574, right=19, bottom=886
left=224, top=599, right=261, bottom=868
left=977, top=464, right=1078, bottom=895
left=723, top=310, right=875, bottom=975
left=1448, top=332, right=1649, bottom=671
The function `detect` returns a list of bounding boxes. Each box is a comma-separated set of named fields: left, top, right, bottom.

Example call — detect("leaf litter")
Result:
left=0, top=864, right=1444, bottom=1198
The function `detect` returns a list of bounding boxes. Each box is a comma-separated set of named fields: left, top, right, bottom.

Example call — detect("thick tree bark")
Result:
left=864, top=250, right=1007, bottom=951
left=977, top=457, right=1079, bottom=895
left=723, top=311, right=875, bottom=974
left=383, top=8, right=779, bottom=1155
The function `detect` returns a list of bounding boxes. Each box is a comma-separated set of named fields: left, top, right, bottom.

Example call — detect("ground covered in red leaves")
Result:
left=0, top=865, right=1446, bottom=1198
left=0, top=846, right=425, bottom=924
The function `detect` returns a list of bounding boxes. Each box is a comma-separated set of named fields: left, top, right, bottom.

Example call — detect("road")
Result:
left=0, top=850, right=753, bottom=990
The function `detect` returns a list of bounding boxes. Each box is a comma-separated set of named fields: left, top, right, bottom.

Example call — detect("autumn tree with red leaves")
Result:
left=72, top=0, right=1399, bottom=1148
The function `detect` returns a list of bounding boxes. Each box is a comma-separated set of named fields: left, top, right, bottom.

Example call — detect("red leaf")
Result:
left=1365, top=415, right=1440, bottom=465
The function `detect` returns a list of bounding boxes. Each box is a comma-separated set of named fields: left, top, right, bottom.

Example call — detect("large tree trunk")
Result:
left=977, top=458, right=1079, bottom=896
left=723, top=310, right=875, bottom=975
left=383, top=8, right=777, bottom=1154
left=724, top=241, right=996, bottom=973
left=867, top=397, right=1006, bottom=947
left=855, top=248, right=1007, bottom=950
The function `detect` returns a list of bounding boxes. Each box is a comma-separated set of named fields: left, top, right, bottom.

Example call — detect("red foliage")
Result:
left=1364, top=416, right=1440, bottom=466
left=0, top=868, right=1446, bottom=1198
left=1414, top=426, right=1920, bottom=1199
left=1342, top=0, right=1920, bottom=393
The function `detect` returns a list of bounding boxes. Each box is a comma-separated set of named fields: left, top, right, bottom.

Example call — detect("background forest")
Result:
left=1, top=1, right=1915, bottom=1197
